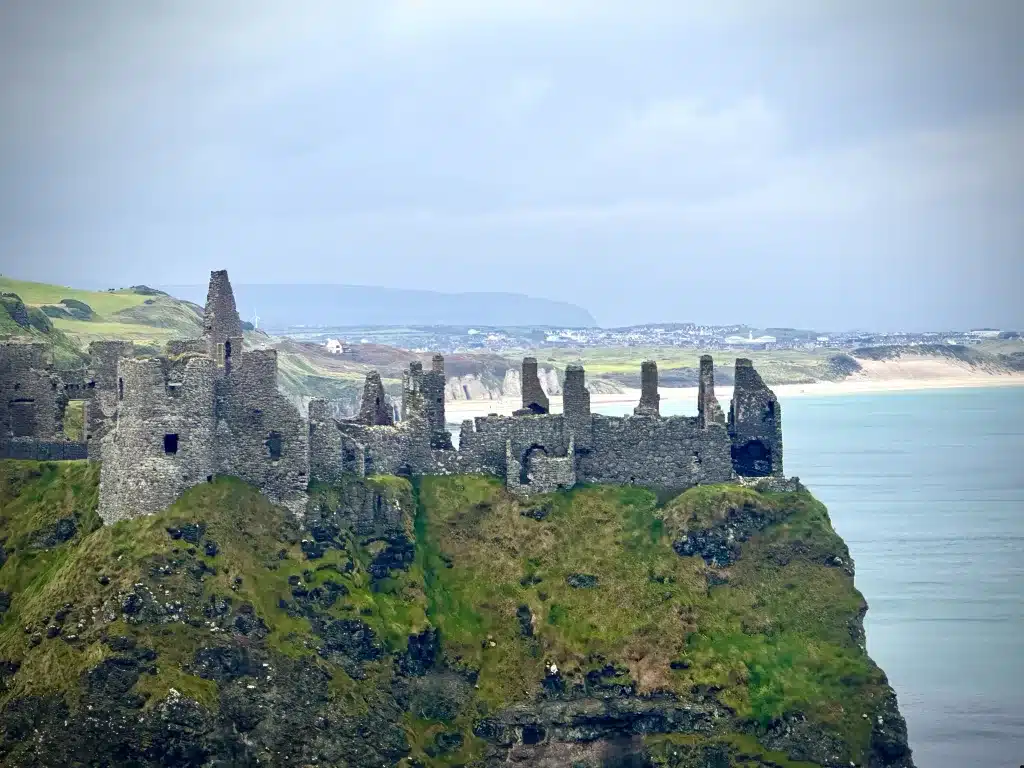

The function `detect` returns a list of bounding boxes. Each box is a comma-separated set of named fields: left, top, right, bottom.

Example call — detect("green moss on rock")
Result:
left=0, top=462, right=913, bottom=767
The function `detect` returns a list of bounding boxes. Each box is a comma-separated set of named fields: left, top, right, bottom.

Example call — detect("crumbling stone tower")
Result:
left=728, top=358, right=783, bottom=477
left=423, top=354, right=453, bottom=449
left=86, top=340, right=134, bottom=458
left=97, top=269, right=309, bottom=522
left=634, top=360, right=660, bottom=416
left=358, top=371, right=393, bottom=426
left=202, top=269, right=243, bottom=372
left=562, top=363, right=592, bottom=449
left=697, top=355, right=726, bottom=429
left=0, top=342, right=60, bottom=446
left=519, top=357, right=549, bottom=415
left=98, top=356, right=218, bottom=522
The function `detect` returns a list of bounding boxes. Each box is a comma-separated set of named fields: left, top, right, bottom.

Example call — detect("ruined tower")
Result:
left=697, top=355, right=726, bottom=429
left=86, top=340, right=134, bottom=458
left=728, top=358, right=783, bottom=477
left=202, top=269, right=244, bottom=372
left=401, top=361, right=424, bottom=422
left=562, top=363, right=592, bottom=449
left=358, top=371, right=394, bottom=426
left=519, top=357, right=549, bottom=415
left=98, top=356, right=218, bottom=523
left=423, top=354, right=453, bottom=449
left=633, top=360, right=660, bottom=416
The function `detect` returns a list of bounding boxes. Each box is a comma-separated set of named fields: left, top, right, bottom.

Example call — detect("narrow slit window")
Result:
left=266, top=431, right=282, bottom=460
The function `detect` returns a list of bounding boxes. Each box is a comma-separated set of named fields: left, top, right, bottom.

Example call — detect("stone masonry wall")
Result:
left=634, top=360, right=660, bottom=416
left=216, top=349, right=309, bottom=516
left=0, top=342, right=61, bottom=446
left=579, top=416, right=734, bottom=492
left=86, top=340, right=134, bottom=459
left=728, top=358, right=783, bottom=477
left=520, top=357, right=550, bottom=414
left=309, top=399, right=344, bottom=484
left=505, top=436, right=576, bottom=496
left=697, top=355, right=726, bottom=429
left=98, top=356, right=217, bottom=523
left=423, top=355, right=452, bottom=449
left=1, top=439, right=88, bottom=460
left=562, top=364, right=592, bottom=450
left=357, top=372, right=393, bottom=426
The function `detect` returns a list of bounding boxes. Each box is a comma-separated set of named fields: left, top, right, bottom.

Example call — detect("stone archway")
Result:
left=520, top=444, right=549, bottom=485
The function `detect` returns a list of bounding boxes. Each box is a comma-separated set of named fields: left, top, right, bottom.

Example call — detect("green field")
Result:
left=0, top=276, right=202, bottom=350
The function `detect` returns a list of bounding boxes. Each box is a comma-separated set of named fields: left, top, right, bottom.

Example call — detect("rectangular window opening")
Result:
left=266, top=431, right=282, bottom=461
left=164, top=433, right=179, bottom=454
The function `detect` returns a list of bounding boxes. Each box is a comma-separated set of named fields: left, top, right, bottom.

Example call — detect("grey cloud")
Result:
left=0, top=0, right=1021, bottom=329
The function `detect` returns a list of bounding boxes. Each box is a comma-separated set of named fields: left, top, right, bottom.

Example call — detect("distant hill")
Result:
left=158, top=283, right=597, bottom=329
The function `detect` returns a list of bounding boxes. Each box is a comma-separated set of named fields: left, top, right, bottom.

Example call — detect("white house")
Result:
left=325, top=338, right=345, bottom=354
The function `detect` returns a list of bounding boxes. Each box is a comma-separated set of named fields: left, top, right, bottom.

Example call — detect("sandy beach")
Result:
left=446, top=358, right=1024, bottom=420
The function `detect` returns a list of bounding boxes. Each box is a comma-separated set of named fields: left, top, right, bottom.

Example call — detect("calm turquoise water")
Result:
left=623, top=387, right=1024, bottom=767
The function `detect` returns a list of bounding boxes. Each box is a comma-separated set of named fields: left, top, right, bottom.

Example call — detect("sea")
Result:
left=590, top=386, right=1024, bottom=767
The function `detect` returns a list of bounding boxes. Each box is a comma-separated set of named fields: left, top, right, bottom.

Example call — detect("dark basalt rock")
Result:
left=517, top=604, right=534, bottom=637
left=521, top=501, right=553, bottom=521
left=566, top=573, right=599, bottom=589
left=300, top=539, right=326, bottom=560
left=368, top=535, right=416, bottom=579
left=397, top=628, right=440, bottom=677
left=425, top=729, right=464, bottom=757
left=672, top=502, right=774, bottom=567
left=31, top=516, right=77, bottom=549
left=314, top=618, right=384, bottom=677
left=192, top=646, right=257, bottom=682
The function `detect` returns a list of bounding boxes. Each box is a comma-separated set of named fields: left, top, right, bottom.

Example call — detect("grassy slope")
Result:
left=0, top=277, right=202, bottom=348
left=0, top=463, right=895, bottom=766
left=415, top=477, right=885, bottom=762
left=536, top=346, right=845, bottom=386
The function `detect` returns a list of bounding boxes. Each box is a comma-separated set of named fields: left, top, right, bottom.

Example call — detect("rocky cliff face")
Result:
left=445, top=367, right=624, bottom=402
left=0, top=461, right=914, bottom=767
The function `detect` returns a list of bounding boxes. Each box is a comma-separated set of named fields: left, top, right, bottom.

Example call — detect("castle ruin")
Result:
left=2, top=269, right=784, bottom=519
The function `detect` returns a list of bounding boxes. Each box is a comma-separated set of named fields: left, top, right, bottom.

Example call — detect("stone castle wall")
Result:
left=312, top=355, right=783, bottom=497
left=98, top=356, right=218, bottom=523
left=96, top=270, right=311, bottom=522
left=216, top=349, right=309, bottom=516
left=728, top=359, right=783, bottom=477
left=3, top=267, right=786, bottom=514
left=0, top=342, right=61, bottom=444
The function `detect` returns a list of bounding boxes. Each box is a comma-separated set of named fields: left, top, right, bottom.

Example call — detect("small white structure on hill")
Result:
left=325, top=338, right=345, bottom=354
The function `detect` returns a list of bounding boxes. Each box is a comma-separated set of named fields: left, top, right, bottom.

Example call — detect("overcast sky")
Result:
left=1, top=1, right=1021, bottom=330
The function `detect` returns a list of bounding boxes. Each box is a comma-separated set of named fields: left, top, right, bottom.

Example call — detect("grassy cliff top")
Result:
left=0, top=276, right=203, bottom=349
left=0, top=461, right=912, bottom=767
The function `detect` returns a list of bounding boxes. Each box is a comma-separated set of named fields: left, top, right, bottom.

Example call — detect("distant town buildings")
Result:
left=292, top=323, right=1009, bottom=356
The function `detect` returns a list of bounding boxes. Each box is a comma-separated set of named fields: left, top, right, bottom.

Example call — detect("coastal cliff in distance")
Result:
left=0, top=462, right=914, bottom=767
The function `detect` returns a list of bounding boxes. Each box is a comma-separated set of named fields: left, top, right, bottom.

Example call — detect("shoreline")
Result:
left=445, top=370, right=1024, bottom=420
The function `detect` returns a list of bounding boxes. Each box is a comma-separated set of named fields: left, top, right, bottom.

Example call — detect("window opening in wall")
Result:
left=224, top=339, right=232, bottom=374
left=118, top=377, right=124, bottom=401
left=266, top=431, right=282, bottom=460
left=10, top=399, right=36, bottom=438
left=164, top=433, right=179, bottom=454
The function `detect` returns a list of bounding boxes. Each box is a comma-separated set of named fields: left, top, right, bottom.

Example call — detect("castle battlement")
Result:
left=3, top=268, right=785, bottom=514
